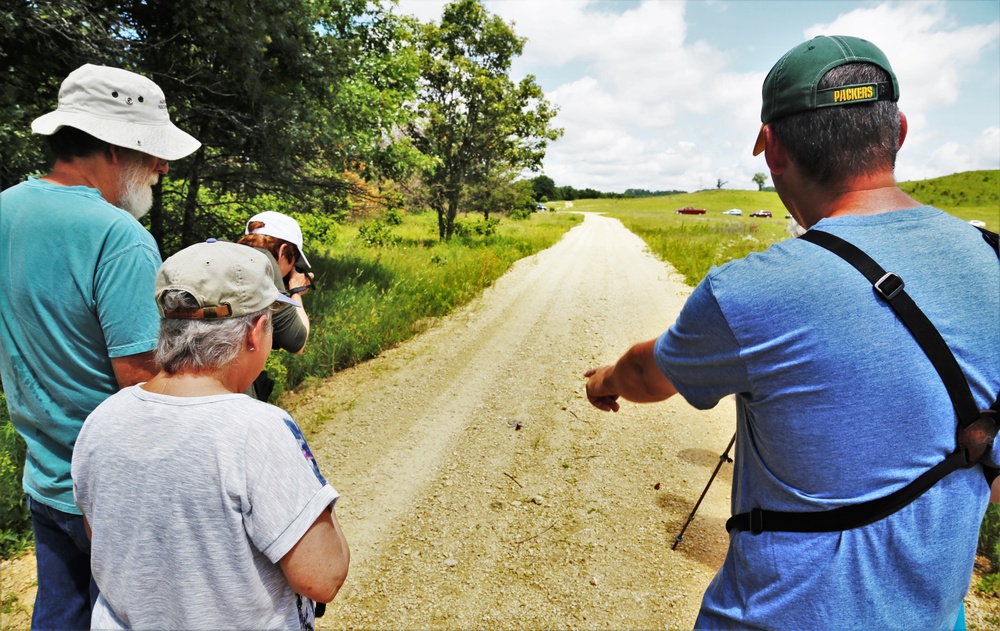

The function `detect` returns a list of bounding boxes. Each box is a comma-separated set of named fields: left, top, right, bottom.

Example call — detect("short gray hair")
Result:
left=769, top=63, right=900, bottom=186
left=156, top=290, right=271, bottom=374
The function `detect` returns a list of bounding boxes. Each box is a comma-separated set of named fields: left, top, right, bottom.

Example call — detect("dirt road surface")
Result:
left=2, top=212, right=997, bottom=628
left=286, top=211, right=734, bottom=629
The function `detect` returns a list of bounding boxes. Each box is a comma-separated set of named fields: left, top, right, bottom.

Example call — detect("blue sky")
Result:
left=395, top=0, right=1000, bottom=193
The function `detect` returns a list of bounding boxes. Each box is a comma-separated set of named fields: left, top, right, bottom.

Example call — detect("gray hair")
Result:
left=156, top=290, right=271, bottom=374
left=769, top=63, right=900, bottom=186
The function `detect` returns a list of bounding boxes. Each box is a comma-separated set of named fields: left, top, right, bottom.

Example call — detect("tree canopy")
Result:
left=1, top=0, right=563, bottom=249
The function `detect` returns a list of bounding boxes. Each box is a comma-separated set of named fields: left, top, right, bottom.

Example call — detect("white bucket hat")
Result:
left=245, top=211, right=311, bottom=269
left=31, top=64, right=201, bottom=161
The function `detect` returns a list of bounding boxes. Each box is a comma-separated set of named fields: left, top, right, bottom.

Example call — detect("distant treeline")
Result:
left=622, top=188, right=687, bottom=198
left=530, top=175, right=685, bottom=202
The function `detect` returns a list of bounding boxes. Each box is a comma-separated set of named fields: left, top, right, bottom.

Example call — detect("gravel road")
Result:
left=287, top=212, right=737, bottom=628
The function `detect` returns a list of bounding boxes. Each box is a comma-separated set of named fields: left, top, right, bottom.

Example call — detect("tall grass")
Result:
left=569, top=192, right=792, bottom=285
left=0, top=390, right=32, bottom=558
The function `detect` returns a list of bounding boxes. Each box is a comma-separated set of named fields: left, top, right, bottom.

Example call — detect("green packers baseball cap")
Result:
left=753, top=35, right=899, bottom=155
left=155, top=240, right=299, bottom=319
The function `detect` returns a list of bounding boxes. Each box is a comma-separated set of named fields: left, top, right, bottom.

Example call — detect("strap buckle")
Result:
left=960, top=409, right=999, bottom=467
left=874, top=272, right=904, bottom=300
left=749, top=508, right=764, bottom=535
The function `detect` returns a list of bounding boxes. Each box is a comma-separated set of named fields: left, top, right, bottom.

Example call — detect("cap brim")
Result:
left=295, top=248, right=311, bottom=270
left=752, top=124, right=766, bottom=156
left=275, top=294, right=302, bottom=308
left=31, top=111, right=201, bottom=161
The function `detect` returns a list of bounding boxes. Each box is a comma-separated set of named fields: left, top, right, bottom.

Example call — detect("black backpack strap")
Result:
left=798, top=230, right=980, bottom=427
left=726, top=450, right=968, bottom=534
left=977, top=226, right=999, bottom=253
left=727, top=229, right=997, bottom=534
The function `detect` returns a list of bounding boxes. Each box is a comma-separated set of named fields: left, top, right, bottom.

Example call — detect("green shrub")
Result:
left=509, top=206, right=533, bottom=220
left=291, top=212, right=340, bottom=247
left=978, top=503, right=1000, bottom=595
left=473, top=217, right=500, bottom=236
left=981, top=502, right=1000, bottom=566
left=357, top=220, right=401, bottom=247
left=384, top=207, right=404, bottom=226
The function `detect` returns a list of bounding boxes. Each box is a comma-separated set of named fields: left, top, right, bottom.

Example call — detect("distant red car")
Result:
left=675, top=206, right=706, bottom=215
left=750, top=210, right=772, bottom=218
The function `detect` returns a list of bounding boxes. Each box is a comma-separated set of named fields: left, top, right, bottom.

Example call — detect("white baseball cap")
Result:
left=244, top=211, right=311, bottom=269
left=31, top=64, right=201, bottom=161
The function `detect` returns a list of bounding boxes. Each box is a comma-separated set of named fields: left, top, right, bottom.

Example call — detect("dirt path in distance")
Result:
left=287, top=212, right=736, bottom=628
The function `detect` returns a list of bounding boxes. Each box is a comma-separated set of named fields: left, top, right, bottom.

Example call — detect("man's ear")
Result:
left=898, top=111, right=908, bottom=150
left=762, top=125, right=787, bottom=175
left=248, top=313, right=269, bottom=350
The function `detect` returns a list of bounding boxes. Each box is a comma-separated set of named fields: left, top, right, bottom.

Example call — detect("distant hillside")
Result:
left=900, top=170, right=999, bottom=209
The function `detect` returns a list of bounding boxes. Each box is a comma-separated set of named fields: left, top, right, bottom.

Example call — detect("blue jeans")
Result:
left=28, top=496, right=97, bottom=630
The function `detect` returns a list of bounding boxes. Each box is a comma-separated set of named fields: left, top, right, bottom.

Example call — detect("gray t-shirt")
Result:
left=72, top=386, right=338, bottom=630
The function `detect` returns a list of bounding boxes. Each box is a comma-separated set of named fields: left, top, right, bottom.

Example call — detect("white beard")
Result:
left=118, top=160, right=158, bottom=219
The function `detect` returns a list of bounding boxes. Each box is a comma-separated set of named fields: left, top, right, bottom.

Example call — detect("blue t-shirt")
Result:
left=0, top=178, right=161, bottom=513
left=654, top=207, right=999, bottom=629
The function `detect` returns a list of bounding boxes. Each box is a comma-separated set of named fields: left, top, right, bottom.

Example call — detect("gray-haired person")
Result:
left=71, top=240, right=350, bottom=629
left=0, top=63, right=199, bottom=628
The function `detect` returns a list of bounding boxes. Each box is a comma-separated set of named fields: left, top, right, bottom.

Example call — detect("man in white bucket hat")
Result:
left=0, top=63, right=200, bottom=629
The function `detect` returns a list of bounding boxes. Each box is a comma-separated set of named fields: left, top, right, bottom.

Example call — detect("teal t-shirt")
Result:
left=0, top=178, right=161, bottom=513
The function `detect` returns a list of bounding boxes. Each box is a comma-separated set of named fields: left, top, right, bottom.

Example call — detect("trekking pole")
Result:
left=672, top=432, right=736, bottom=550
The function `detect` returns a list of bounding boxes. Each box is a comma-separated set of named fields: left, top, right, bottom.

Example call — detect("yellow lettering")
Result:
left=833, top=86, right=875, bottom=103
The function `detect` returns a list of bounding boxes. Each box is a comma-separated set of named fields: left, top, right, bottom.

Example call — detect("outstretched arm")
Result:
left=584, top=339, right=677, bottom=412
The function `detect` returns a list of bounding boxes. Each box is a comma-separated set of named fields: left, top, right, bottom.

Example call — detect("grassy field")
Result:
left=561, top=171, right=998, bottom=287
left=563, top=191, right=791, bottom=286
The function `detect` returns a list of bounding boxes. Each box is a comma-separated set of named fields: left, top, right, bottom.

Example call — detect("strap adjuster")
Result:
left=874, top=272, right=904, bottom=300
left=749, top=508, right=764, bottom=535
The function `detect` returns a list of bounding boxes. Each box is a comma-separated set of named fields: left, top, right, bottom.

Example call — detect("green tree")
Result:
left=753, top=172, right=769, bottom=191
left=411, top=0, right=562, bottom=240
left=531, top=174, right=557, bottom=201
left=465, top=170, right=536, bottom=220
left=2, top=0, right=422, bottom=254
left=0, top=0, right=130, bottom=190
left=120, top=0, right=422, bottom=253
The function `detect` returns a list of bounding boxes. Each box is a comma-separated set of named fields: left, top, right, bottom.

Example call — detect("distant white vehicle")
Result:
left=969, top=219, right=987, bottom=228
left=721, top=209, right=743, bottom=216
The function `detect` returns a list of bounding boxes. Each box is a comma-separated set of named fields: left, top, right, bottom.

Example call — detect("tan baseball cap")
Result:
left=31, top=64, right=201, bottom=161
left=155, top=240, right=299, bottom=319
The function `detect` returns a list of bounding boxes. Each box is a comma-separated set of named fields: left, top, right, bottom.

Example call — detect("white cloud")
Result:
left=395, top=0, right=999, bottom=192
left=805, top=1, right=1000, bottom=112
left=900, top=126, right=1000, bottom=181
